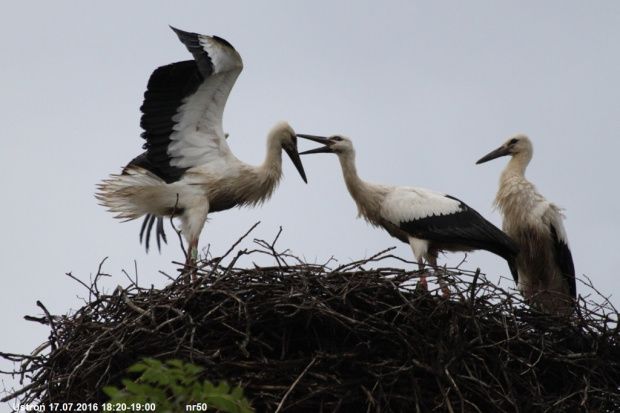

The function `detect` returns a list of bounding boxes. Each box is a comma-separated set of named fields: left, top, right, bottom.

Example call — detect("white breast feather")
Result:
left=498, top=174, right=570, bottom=245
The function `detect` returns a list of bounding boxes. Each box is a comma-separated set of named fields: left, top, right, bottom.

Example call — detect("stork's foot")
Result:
left=415, top=271, right=429, bottom=295
left=187, top=266, right=198, bottom=282
left=439, top=282, right=451, bottom=298
left=417, top=268, right=451, bottom=297
left=436, top=271, right=451, bottom=298
left=181, top=263, right=198, bottom=283
left=182, top=247, right=199, bottom=283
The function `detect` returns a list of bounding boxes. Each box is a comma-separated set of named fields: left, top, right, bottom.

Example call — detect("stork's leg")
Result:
left=517, top=279, right=534, bottom=304
left=426, top=254, right=450, bottom=297
left=525, top=285, right=534, bottom=304
left=188, top=238, right=198, bottom=281
left=184, top=237, right=199, bottom=282
left=408, top=237, right=430, bottom=289
left=417, top=260, right=428, bottom=288
left=179, top=201, right=210, bottom=282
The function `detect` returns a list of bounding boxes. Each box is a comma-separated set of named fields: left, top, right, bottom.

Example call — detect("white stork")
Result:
left=298, top=134, right=519, bottom=286
left=476, top=134, right=576, bottom=313
left=96, top=27, right=307, bottom=279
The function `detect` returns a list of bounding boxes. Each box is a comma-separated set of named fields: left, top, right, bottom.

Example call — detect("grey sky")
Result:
left=2, top=2, right=619, bottom=405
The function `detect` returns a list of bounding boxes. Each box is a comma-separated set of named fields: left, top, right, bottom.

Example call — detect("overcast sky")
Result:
left=2, top=2, right=619, bottom=405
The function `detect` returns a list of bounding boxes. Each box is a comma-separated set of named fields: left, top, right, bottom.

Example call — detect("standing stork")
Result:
left=96, top=27, right=307, bottom=279
left=298, top=134, right=519, bottom=287
left=476, top=134, right=576, bottom=313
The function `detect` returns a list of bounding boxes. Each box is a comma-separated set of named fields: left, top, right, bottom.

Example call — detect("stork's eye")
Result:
left=509, top=138, right=519, bottom=145
left=332, top=136, right=344, bottom=142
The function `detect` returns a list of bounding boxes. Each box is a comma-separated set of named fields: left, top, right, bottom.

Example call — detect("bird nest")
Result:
left=2, top=228, right=620, bottom=412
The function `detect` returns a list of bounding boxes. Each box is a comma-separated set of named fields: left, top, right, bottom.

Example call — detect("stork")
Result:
left=476, top=134, right=576, bottom=313
left=299, top=134, right=519, bottom=287
left=96, top=27, right=307, bottom=279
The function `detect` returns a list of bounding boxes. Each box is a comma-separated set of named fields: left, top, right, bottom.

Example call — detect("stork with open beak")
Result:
left=476, top=135, right=576, bottom=313
left=299, top=134, right=519, bottom=288
left=96, top=27, right=307, bottom=280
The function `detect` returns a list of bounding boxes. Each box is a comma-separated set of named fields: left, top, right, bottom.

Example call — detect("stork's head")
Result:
left=269, top=121, right=308, bottom=183
left=297, top=134, right=355, bottom=156
left=476, top=134, right=533, bottom=165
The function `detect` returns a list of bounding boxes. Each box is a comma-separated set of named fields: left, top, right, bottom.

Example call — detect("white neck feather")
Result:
left=262, top=139, right=284, bottom=179
left=252, top=140, right=283, bottom=197
left=337, top=150, right=385, bottom=224
left=495, top=152, right=535, bottom=215
left=502, top=151, right=531, bottom=180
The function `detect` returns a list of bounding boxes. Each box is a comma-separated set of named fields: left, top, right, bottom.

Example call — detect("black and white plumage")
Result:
left=96, top=27, right=307, bottom=277
left=299, top=135, right=519, bottom=282
left=477, top=134, right=576, bottom=313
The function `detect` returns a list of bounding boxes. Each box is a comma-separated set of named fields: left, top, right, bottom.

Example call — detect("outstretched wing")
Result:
left=131, top=27, right=243, bottom=251
left=137, top=27, right=243, bottom=179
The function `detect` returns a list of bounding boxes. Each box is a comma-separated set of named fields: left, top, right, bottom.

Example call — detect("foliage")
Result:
left=103, top=358, right=253, bottom=413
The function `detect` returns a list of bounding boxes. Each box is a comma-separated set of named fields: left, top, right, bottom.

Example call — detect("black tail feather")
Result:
left=139, top=214, right=168, bottom=253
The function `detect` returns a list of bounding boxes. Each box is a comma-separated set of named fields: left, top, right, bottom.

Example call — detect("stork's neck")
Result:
left=495, top=152, right=534, bottom=215
left=260, top=141, right=284, bottom=186
left=501, top=151, right=531, bottom=180
left=337, top=150, right=385, bottom=224
left=223, top=140, right=283, bottom=209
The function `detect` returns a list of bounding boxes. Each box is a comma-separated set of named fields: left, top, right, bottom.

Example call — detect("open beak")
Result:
left=297, top=134, right=334, bottom=155
left=285, top=146, right=308, bottom=183
left=476, top=145, right=511, bottom=164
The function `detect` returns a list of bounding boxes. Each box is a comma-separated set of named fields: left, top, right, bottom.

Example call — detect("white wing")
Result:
left=379, top=185, right=519, bottom=266
left=167, top=28, right=243, bottom=169
left=138, top=27, right=244, bottom=180
left=380, top=186, right=462, bottom=225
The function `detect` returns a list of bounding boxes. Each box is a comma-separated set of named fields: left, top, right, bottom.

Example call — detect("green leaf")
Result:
left=107, top=358, right=254, bottom=412
left=232, top=386, right=245, bottom=399
left=165, top=359, right=184, bottom=368
left=103, top=386, right=120, bottom=398
left=127, top=362, right=149, bottom=373
left=141, top=367, right=170, bottom=387
left=122, top=380, right=151, bottom=396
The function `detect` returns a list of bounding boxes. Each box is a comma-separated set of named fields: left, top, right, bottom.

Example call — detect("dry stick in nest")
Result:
left=274, top=356, right=318, bottom=413
left=2, top=228, right=620, bottom=410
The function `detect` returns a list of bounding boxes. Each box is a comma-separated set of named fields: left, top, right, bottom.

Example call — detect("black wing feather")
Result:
left=126, top=28, right=233, bottom=253
left=133, top=27, right=223, bottom=182
left=399, top=196, right=519, bottom=278
left=137, top=60, right=204, bottom=183
left=550, top=224, right=577, bottom=299
left=169, top=27, right=220, bottom=78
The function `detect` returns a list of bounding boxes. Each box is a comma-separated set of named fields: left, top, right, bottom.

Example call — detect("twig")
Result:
left=470, top=268, right=481, bottom=310
left=36, top=301, right=57, bottom=345
left=275, top=356, right=318, bottom=413
left=210, top=221, right=261, bottom=270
